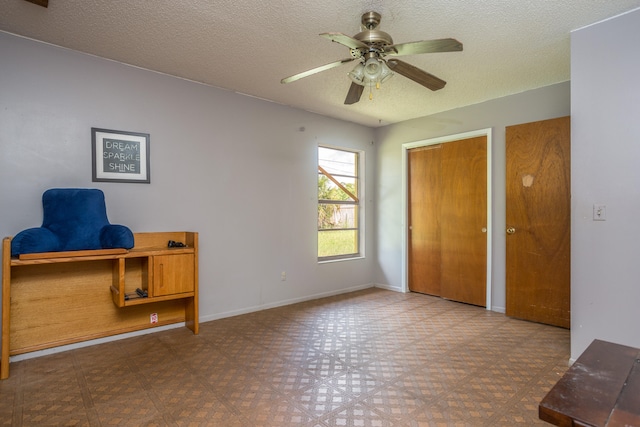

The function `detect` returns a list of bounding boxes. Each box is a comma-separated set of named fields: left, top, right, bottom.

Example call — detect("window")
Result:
left=318, top=146, right=361, bottom=260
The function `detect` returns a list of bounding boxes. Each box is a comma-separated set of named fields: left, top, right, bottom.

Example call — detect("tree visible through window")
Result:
left=318, top=146, right=360, bottom=260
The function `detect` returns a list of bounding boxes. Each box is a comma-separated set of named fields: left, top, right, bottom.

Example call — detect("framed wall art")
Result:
left=91, top=128, right=150, bottom=183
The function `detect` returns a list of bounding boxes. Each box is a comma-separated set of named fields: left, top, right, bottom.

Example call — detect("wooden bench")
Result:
left=539, top=339, right=640, bottom=426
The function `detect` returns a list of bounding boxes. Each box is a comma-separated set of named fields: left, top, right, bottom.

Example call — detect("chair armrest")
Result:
left=100, top=224, right=134, bottom=249
left=11, top=227, right=61, bottom=256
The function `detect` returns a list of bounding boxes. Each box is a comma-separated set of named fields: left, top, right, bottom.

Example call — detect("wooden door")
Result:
left=440, top=137, right=487, bottom=306
left=408, top=136, right=487, bottom=307
left=408, top=145, right=442, bottom=296
left=153, top=254, right=195, bottom=297
left=506, top=116, right=570, bottom=328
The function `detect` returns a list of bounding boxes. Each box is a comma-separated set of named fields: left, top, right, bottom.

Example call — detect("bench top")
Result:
left=539, top=339, right=640, bottom=427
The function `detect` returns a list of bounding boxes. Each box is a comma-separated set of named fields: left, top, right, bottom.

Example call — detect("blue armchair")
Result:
left=11, top=188, right=134, bottom=257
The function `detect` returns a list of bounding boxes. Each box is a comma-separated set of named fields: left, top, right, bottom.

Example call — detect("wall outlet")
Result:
left=150, top=313, right=158, bottom=324
left=281, top=271, right=286, bottom=281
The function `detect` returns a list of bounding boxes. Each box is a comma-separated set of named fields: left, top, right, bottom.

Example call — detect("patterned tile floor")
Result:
left=0, top=288, right=570, bottom=426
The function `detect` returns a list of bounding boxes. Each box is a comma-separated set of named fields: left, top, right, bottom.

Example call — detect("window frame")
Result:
left=317, top=145, right=363, bottom=262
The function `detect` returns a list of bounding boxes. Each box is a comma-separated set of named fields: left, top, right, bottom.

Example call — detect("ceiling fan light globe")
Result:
left=363, top=57, right=382, bottom=81
left=348, top=63, right=365, bottom=86
left=379, top=61, right=394, bottom=84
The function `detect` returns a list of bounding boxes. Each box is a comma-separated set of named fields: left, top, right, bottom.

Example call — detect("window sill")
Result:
left=318, top=255, right=365, bottom=264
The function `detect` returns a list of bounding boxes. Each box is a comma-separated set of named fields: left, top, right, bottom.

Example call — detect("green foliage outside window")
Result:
left=317, top=175, right=356, bottom=229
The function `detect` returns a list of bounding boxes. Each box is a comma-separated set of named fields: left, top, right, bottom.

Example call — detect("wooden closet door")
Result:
left=440, top=137, right=487, bottom=306
left=408, top=136, right=487, bottom=307
left=506, top=116, right=570, bottom=328
left=408, top=145, right=442, bottom=296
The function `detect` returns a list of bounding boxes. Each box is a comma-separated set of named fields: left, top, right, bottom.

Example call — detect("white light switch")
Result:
left=593, top=204, right=606, bottom=221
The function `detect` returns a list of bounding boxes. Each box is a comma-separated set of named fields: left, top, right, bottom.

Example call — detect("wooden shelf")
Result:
left=11, top=252, right=128, bottom=266
left=111, top=288, right=196, bottom=307
left=128, top=247, right=194, bottom=256
left=17, top=248, right=127, bottom=261
left=1, top=231, right=199, bottom=380
left=10, top=246, right=195, bottom=266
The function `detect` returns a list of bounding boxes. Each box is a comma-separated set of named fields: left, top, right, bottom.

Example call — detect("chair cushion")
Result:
left=100, top=224, right=134, bottom=249
left=42, top=188, right=110, bottom=251
left=11, top=227, right=61, bottom=256
left=11, top=188, right=134, bottom=256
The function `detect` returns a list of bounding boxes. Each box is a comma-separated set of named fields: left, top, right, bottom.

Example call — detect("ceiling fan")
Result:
left=281, top=11, right=463, bottom=105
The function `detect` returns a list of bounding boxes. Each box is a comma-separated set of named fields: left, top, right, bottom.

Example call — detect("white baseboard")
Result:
left=10, top=323, right=185, bottom=363
left=373, top=283, right=405, bottom=293
left=199, top=283, right=375, bottom=323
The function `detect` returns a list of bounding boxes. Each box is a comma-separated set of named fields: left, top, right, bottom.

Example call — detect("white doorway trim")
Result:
left=401, top=128, right=493, bottom=310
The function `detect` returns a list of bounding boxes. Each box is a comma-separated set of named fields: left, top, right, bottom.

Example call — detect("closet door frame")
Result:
left=401, top=128, right=493, bottom=310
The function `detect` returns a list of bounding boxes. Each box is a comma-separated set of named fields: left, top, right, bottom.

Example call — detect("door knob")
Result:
left=506, top=227, right=516, bottom=235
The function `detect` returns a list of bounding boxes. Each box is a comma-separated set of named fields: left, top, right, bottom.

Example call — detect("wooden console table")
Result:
left=1, top=231, right=198, bottom=379
left=539, top=339, right=640, bottom=426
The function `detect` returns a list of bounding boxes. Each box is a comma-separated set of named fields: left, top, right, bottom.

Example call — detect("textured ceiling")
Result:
left=2, top=0, right=640, bottom=127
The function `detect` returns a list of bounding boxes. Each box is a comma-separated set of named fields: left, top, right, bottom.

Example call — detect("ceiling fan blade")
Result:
left=320, top=32, right=369, bottom=50
left=344, top=83, right=365, bottom=105
left=385, top=38, right=463, bottom=56
left=387, top=59, right=447, bottom=91
left=281, top=58, right=355, bottom=84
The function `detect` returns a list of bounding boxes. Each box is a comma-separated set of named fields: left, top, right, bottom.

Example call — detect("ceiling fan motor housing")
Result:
left=351, top=12, right=393, bottom=63
left=354, top=29, right=393, bottom=50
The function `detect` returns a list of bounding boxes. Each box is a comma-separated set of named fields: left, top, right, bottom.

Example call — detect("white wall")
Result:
left=571, top=8, right=640, bottom=359
left=373, top=83, right=570, bottom=312
left=0, top=32, right=377, bottom=328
